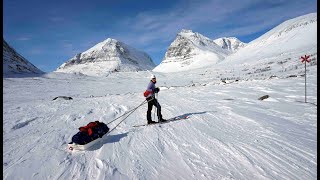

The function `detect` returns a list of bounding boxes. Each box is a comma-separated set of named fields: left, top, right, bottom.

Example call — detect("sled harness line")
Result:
left=105, top=97, right=155, bottom=135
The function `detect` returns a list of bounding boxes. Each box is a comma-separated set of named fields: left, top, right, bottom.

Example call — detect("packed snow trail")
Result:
left=3, top=68, right=317, bottom=180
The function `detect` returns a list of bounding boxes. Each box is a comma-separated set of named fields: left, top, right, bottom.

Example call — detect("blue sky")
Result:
left=3, top=0, right=317, bottom=72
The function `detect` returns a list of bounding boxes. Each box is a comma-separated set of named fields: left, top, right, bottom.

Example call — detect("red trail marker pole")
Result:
left=300, top=55, right=310, bottom=103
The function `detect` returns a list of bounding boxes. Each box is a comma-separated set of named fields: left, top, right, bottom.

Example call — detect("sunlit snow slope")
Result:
left=218, top=13, right=317, bottom=67
left=3, top=63, right=317, bottom=179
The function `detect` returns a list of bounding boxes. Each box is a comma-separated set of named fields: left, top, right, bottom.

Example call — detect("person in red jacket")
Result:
left=145, top=75, right=167, bottom=124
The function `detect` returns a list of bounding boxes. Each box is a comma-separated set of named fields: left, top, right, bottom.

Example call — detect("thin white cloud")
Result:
left=118, top=0, right=254, bottom=41
left=50, top=16, right=65, bottom=22
left=57, top=0, right=315, bottom=65
left=29, top=48, right=43, bottom=55
left=16, top=37, right=31, bottom=41
left=117, top=0, right=316, bottom=47
left=60, top=41, right=80, bottom=57
left=62, top=42, right=73, bottom=49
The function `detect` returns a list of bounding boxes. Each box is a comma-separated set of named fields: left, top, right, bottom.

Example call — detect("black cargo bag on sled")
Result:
left=71, top=121, right=109, bottom=145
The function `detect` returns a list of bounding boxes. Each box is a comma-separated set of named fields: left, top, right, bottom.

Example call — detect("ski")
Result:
left=133, top=115, right=190, bottom=127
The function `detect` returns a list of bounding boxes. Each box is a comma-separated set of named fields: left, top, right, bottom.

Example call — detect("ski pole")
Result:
left=106, top=97, right=155, bottom=125
left=106, top=99, right=146, bottom=125
left=106, top=97, right=156, bottom=134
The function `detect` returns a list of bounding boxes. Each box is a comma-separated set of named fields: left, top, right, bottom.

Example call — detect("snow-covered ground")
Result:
left=3, top=64, right=317, bottom=179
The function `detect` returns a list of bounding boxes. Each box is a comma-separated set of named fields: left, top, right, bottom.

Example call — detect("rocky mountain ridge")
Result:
left=3, top=39, right=43, bottom=75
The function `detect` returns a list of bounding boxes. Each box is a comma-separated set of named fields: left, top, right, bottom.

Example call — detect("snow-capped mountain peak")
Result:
left=213, top=37, right=247, bottom=52
left=153, top=29, right=230, bottom=72
left=82, top=38, right=117, bottom=54
left=178, top=29, right=218, bottom=48
left=56, top=38, right=155, bottom=76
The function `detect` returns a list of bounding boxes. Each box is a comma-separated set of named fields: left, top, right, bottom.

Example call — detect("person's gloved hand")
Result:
left=154, top=87, right=160, bottom=93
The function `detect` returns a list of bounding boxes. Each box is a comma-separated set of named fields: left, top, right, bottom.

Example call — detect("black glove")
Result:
left=154, top=87, right=160, bottom=93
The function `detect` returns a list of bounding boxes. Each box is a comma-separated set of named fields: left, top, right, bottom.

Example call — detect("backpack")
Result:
left=143, top=90, right=151, bottom=97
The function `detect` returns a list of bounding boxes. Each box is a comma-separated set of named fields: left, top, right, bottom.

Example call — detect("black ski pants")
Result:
left=146, top=97, right=162, bottom=121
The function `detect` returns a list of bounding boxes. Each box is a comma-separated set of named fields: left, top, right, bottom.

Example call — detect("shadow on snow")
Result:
left=168, top=111, right=216, bottom=122
left=85, top=111, right=216, bottom=151
left=86, top=132, right=129, bottom=151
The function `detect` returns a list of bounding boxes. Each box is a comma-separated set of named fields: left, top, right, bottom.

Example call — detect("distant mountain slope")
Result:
left=56, top=38, right=155, bottom=76
left=219, top=13, right=317, bottom=66
left=3, top=39, right=43, bottom=75
left=213, top=37, right=246, bottom=53
left=153, top=29, right=230, bottom=72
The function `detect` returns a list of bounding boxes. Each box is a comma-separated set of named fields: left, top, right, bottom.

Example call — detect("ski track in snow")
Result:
left=3, top=66, right=317, bottom=180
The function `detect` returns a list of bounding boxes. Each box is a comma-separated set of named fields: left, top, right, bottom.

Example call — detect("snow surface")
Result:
left=3, top=62, right=317, bottom=179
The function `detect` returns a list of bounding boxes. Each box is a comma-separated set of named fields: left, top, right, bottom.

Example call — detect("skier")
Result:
left=145, top=74, right=167, bottom=124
